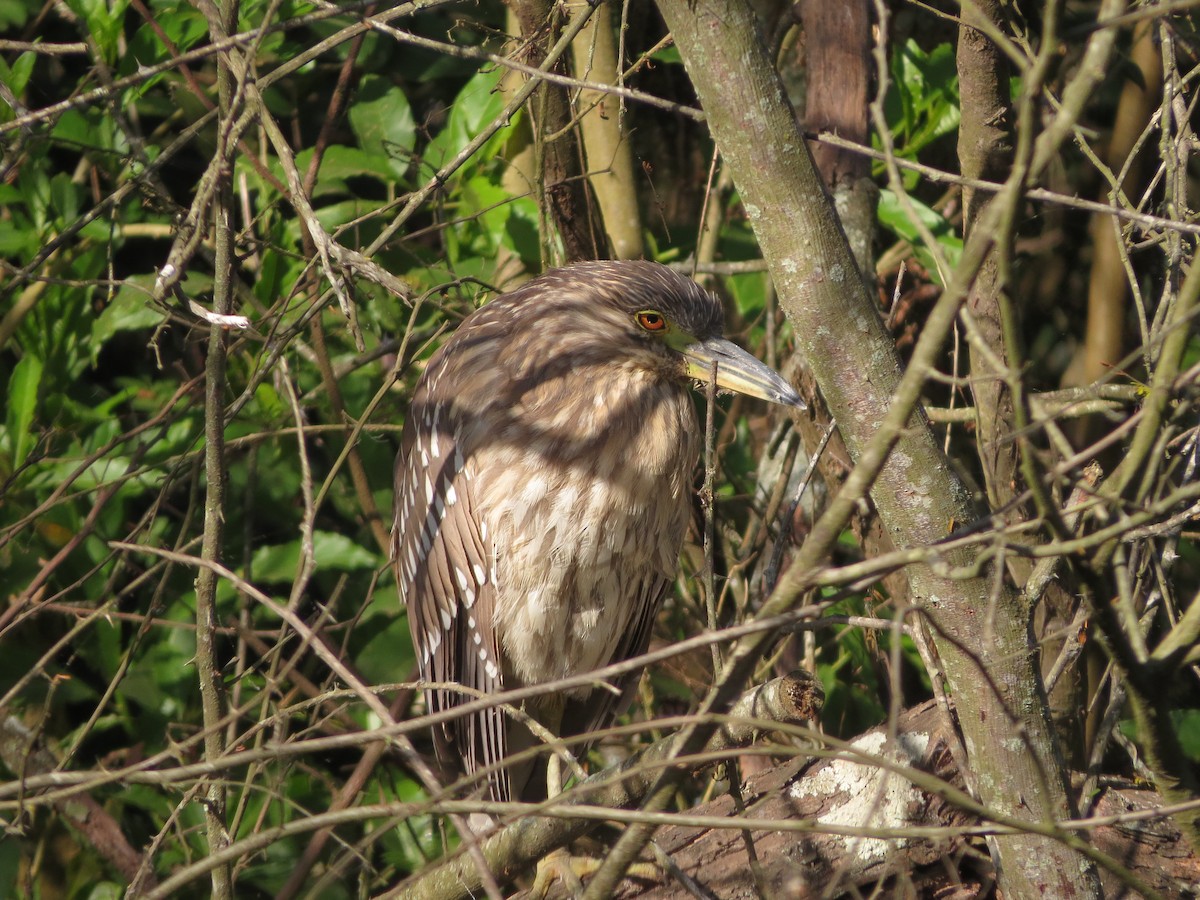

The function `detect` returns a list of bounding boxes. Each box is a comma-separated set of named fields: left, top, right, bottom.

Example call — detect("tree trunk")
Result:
left=652, top=1, right=1105, bottom=896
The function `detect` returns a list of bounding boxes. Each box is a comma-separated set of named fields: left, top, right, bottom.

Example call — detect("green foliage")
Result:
left=1175, top=710, right=1200, bottom=762
left=1121, top=709, right=1200, bottom=764
left=4, top=354, right=42, bottom=470
left=348, top=75, right=417, bottom=179
left=882, top=39, right=961, bottom=166
left=813, top=593, right=916, bottom=739
left=875, top=38, right=962, bottom=284
left=66, top=0, right=131, bottom=66
left=877, top=188, right=962, bottom=283
left=250, top=531, right=379, bottom=583
left=0, top=0, right=647, bottom=888
left=0, top=2, right=530, bottom=893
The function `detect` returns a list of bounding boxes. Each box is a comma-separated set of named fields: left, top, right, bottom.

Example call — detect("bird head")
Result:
left=532, top=261, right=807, bottom=412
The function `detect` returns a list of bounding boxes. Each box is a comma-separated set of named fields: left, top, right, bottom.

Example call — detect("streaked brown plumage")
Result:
left=392, top=261, right=803, bottom=805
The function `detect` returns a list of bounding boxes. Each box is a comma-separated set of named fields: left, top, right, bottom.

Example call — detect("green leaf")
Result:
left=156, top=1, right=208, bottom=50
left=1121, top=709, right=1200, bottom=763
left=67, top=0, right=131, bottom=65
left=0, top=49, right=34, bottom=99
left=423, top=66, right=512, bottom=173
left=649, top=45, right=683, bottom=65
left=6, top=354, right=43, bottom=469
left=49, top=172, right=81, bottom=229
left=1173, top=709, right=1200, bottom=761
left=85, top=881, right=124, bottom=900
left=250, top=531, right=379, bottom=583
left=355, top=602, right=413, bottom=685
left=725, top=270, right=769, bottom=320
left=454, top=66, right=506, bottom=135
left=880, top=39, right=960, bottom=160
left=19, top=162, right=51, bottom=233
left=0, top=215, right=34, bottom=255
left=502, top=195, right=540, bottom=266
left=289, top=145, right=394, bottom=192
left=253, top=382, right=285, bottom=420
left=876, top=189, right=962, bottom=284
left=348, top=76, right=416, bottom=179
left=51, top=108, right=96, bottom=149
left=90, top=277, right=162, bottom=362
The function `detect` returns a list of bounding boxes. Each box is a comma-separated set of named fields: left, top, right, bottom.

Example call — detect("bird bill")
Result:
left=682, top=337, right=807, bottom=410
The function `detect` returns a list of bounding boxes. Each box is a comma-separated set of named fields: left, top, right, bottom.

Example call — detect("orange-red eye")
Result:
left=637, top=311, right=666, bottom=331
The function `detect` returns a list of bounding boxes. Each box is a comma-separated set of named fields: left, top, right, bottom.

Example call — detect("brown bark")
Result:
left=801, top=0, right=869, bottom=188
left=782, top=371, right=912, bottom=697
left=612, top=702, right=968, bottom=899
left=506, top=0, right=602, bottom=263
left=957, top=0, right=1089, bottom=764
left=652, top=0, right=1111, bottom=895
left=957, top=0, right=1018, bottom=519
left=801, top=0, right=876, bottom=278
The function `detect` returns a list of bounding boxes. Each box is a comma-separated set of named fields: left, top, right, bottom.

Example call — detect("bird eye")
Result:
left=636, top=311, right=667, bottom=332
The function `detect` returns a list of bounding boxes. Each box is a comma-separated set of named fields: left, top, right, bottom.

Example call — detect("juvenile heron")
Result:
left=392, top=260, right=804, bottom=807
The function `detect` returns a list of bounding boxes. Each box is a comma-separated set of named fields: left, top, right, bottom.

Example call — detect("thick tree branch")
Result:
left=507, top=0, right=601, bottom=263
left=571, top=0, right=643, bottom=259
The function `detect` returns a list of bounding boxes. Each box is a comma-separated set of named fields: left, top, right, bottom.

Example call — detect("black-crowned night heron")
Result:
left=393, top=260, right=804, bottom=809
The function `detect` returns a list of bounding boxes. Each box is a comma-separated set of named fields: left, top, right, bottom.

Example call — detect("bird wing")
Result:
left=393, top=400, right=510, bottom=802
